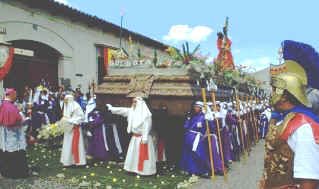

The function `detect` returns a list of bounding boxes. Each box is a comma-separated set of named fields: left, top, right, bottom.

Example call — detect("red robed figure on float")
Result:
left=216, top=17, right=235, bottom=70
left=216, top=27, right=235, bottom=70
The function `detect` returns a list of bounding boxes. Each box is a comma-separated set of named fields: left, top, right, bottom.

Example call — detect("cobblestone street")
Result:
left=191, top=141, right=265, bottom=189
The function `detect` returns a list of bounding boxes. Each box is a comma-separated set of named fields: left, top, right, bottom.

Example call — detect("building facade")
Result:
left=0, top=0, right=169, bottom=95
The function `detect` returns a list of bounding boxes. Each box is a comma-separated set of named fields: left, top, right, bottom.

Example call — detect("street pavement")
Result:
left=191, top=141, right=264, bottom=189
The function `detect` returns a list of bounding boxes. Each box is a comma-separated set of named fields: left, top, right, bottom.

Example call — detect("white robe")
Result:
left=109, top=106, right=156, bottom=175
left=60, top=101, right=86, bottom=166
left=84, top=98, right=96, bottom=123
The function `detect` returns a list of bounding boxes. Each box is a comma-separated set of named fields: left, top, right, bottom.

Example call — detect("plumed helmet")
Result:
left=281, top=40, right=319, bottom=90
left=271, top=72, right=310, bottom=107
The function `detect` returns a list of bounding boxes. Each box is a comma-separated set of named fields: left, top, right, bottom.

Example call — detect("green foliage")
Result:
left=166, top=42, right=201, bottom=65
left=214, top=68, right=262, bottom=93
left=187, top=60, right=213, bottom=81
left=180, top=42, right=200, bottom=64
left=223, top=70, right=234, bottom=86
left=212, top=59, right=223, bottom=76
left=20, top=144, right=190, bottom=189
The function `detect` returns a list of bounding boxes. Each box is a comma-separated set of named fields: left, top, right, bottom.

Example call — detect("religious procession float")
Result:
left=94, top=18, right=268, bottom=164
left=0, top=16, right=272, bottom=189
left=95, top=18, right=267, bottom=116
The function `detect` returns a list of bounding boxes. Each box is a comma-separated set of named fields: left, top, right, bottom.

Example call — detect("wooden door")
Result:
left=3, top=55, right=58, bottom=99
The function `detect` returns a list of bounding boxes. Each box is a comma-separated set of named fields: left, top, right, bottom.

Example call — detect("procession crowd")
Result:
left=0, top=79, right=271, bottom=180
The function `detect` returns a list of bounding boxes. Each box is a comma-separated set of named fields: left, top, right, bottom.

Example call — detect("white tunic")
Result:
left=0, top=111, right=28, bottom=152
left=84, top=98, right=96, bottom=123
left=287, top=123, right=319, bottom=180
left=60, top=101, right=86, bottom=166
left=109, top=105, right=156, bottom=175
left=0, top=126, right=27, bottom=152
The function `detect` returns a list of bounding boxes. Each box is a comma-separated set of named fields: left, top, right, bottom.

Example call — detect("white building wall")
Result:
left=0, top=1, right=168, bottom=92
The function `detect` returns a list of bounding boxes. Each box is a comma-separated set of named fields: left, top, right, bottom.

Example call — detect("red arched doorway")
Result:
left=3, top=40, right=60, bottom=98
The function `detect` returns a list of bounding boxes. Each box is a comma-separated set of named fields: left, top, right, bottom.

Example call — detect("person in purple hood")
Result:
left=87, top=108, right=109, bottom=161
left=179, top=101, right=223, bottom=177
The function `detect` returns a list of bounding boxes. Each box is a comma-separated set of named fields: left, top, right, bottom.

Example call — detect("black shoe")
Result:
left=63, top=165, right=74, bottom=168
left=200, top=173, right=211, bottom=179
left=215, top=170, right=224, bottom=176
left=126, top=172, right=137, bottom=176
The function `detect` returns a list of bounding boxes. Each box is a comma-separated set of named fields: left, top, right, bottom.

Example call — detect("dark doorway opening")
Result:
left=3, top=40, right=61, bottom=99
left=97, top=56, right=105, bottom=85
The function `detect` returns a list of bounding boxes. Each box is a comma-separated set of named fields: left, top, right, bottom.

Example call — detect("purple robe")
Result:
left=31, top=111, right=47, bottom=130
left=228, top=113, right=242, bottom=161
left=222, top=127, right=233, bottom=162
left=245, top=114, right=255, bottom=150
left=30, top=104, right=48, bottom=138
left=224, top=113, right=236, bottom=162
left=87, top=110, right=109, bottom=161
left=47, top=99, right=59, bottom=123
left=206, top=120, right=223, bottom=172
left=179, top=112, right=222, bottom=175
left=104, top=110, right=125, bottom=160
left=259, top=114, right=269, bottom=139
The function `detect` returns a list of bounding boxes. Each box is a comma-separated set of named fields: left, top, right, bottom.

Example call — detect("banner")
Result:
left=0, top=47, right=14, bottom=80
left=103, top=47, right=111, bottom=75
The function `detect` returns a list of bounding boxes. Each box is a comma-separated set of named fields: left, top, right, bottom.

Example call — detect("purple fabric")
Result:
left=260, top=115, right=269, bottom=138
left=47, top=99, right=59, bottom=123
left=226, top=113, right=241, bottom=161
left=179, top=112, right=223, bottom=174
left=221, top=127, right=232, bottom=162
left=87, top=110, right=109, bottom=160
left=246, top=114, right=255, bottom=145
left=0, top=100, right=22, bottom=127
left=210, top=135, right=223, bottom=172
left=204, top=122, right=223, bottom=172
left=105, top=124, right=124, bottom=157
left=180, top=113, right=208, bottom=175
left=31, top=112, right=46, bottom=130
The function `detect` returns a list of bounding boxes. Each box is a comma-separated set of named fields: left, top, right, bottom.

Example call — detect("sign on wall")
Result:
left=14, top=48, right=34, bottom=57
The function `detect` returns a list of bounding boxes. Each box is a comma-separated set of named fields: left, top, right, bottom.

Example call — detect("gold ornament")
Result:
left=271, top=73, right=310, bottom=107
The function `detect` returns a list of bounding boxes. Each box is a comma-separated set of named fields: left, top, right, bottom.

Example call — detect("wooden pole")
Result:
left=250, top=96, right=259, bottom=143
left=201, top=88, right=215, bottom=180
left=234, top=90, right=247, bottom=160
left=247, top=96, right=256, bottom=145
left=244, top=96, right=252, bottom=152
left=92, top=80, right=96, bottom=95
left=27, top=88, right=34, bottom=142
left=240, top=96, right=249, bottom=155
left=211, top=92, right=227, bottom=180
left=252, top=96, right=259, bottom=142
